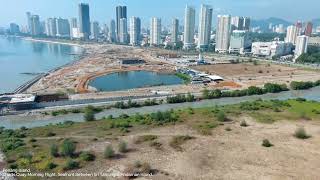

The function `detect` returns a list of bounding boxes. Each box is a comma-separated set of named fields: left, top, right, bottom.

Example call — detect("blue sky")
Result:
left=0, top=0, right=319, bottom=27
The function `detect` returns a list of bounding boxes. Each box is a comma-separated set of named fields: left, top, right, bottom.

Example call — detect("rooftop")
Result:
left=0, top=94, right=36, bottom=104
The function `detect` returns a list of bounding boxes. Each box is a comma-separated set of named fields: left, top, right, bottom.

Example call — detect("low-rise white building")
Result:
left=252, top=41, right=293, bottom=57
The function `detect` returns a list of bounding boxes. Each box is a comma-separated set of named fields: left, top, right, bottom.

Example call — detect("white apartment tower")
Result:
left=198, top=4, right=213, bottom=50
left=119, top=18, right=128, bottom=44
left=215, top=15, right=231, bottom=53
left=150, top=17, right=161, bottom=45
left=171, top=18, right=179, bottom=44
left=285, top=25, right=298, bottom=44
left=90, top=21, right=99, bottom=40
left=130, top=17, right=140, bottom=46
left=295, top=35, right=308, bottom=60
left=183, top=5, right=196, bottom=49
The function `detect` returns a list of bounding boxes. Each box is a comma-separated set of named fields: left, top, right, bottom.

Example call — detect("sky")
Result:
left=0, top=0, right=319, bottom=27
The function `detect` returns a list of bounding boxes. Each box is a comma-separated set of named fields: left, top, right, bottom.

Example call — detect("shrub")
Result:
left=104, top=145, right=115, bottom=159
left=169, top=135, right=194, bottom=151
left=134, top=135, right=157, bottom=144
left=294, top=127, right=310, bottom=139
left=79, top=151, right=95, bottom=161
left=216, top=111, right=227, bottom=122
left=63, top=159, right=79, bottom=170
left=46, top=162, right=57, bottom=170
left=50, top=144, right=59, bottom=157
left=61, top=139, right=76, bottom=157
left=149, top=141, right=162, bottom=150
left=46, top=132, right=56, bottom=137
left=84, top=110, right=95, bottom=121
left=262, top=139, right=273, bottom=147
left=125, top=161, right=152, bottom=178
left=240, top=120, right=248, bottom=127
left=225, top=127, right=232, bottom=131
left=29, top=138, right=37, bottom=143
left=118, top=141, right=128, bottom=153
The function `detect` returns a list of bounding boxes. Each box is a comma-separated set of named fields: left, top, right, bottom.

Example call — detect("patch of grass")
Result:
left=169, top=135, right=194, bottom=151
left=134, top=135, right=158, bottom=144
left=251, top=113, right=275, bottom=124
left=294, top=127, right=311, bottom=139
left=262, top=139, right=273, bottom=147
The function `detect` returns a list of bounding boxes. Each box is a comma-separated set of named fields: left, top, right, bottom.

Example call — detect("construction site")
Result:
left=23, top=43, right=320, bottom=101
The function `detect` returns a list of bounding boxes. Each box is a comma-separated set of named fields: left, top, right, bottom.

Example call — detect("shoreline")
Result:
left=21, top=37, right=83, bottom=47
left=12, top=37, right=88, bottom=94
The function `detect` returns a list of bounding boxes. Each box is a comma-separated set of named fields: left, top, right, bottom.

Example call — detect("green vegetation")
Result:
left=262, top=139, right=273, bottom=147
left=296, top=46, right=320, bottom=64
left=134, top=135, right=158, bottom=144
left=61, top=139, right=76, bottom=157
left=104, top=145, right=115, bottom=159
left=169, top=135, right=194, bottom=151
left=118, top=141, right=128, bottom=153
left=175, top=73, right=191, bottom=84
left=84, top=109, right=95, bottom=121
left=294, top=127, right=310, bottom=139
left=166, top=93, right=195, bottom=103
left=79, top=151, right=95, bottom=161
left=1, top=99, right=320, bottom=173
left=290, top=80, right=320, bottom=90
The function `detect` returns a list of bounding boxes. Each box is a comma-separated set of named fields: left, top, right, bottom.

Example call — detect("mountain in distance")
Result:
left=251, top=17, right=293, bottom=31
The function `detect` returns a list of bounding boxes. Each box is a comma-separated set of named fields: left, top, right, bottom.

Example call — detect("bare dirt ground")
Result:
left=193, top=63, right=320, bottom=88
left=68, top=118, right=320, bottom=180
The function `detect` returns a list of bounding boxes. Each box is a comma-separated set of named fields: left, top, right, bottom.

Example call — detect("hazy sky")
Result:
left=0, top=0, right=319, bottom=27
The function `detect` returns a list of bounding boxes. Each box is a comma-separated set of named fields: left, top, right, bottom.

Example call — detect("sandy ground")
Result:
left=193, top=63, right=320, bottom=88
left=66, top=117, right=320, bottom=180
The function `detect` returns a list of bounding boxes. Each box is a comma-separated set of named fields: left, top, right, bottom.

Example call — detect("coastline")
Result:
left=11, top=37, right=87, bottom=94
left=21, top=37, right=83, bottom=47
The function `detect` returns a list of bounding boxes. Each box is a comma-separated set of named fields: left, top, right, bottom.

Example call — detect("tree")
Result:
left=61, top=139, right=76, bottom=157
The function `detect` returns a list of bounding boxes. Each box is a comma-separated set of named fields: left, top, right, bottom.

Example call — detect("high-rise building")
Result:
left=78, top=3, right=90, bottom=39
left=90, top=21, right=99, bottom=40
left=231, top=16, right=244, bottom=31
left=119, top=18, right=128, bottom=44
left=30, top=15, right=41, bottom=36
left=305, top=22, right=313, bottom=36
left=109, top=19, right=116, bottom=42
left=285, top=25, right=298, bottom=44
left=215, top=15, right=231, bottom=53
left=129, top=17, right=141, bottom=46
left=243, top=17, right=251, bottom=31
left=46, top=18, right=57, bottom=37
left=56, top=18, right=70, bottom=37
left=198, top=4, right=213, bottom=50
left=26, top=12, right=32, bottom=34
left=150, top=17, right=161, bottom=45
left=295, top=35, right=308, bottom=60
left=183, top=5, right=195, bottom=49
left=69, top=18, right=78, bottom=38
left=116, top=6, right=127, bottom=40
left=171, top=18, right=179, bottom=44
left=9, top=23, right=20, bottom=34
left=229, top=30, right=251, bottom=54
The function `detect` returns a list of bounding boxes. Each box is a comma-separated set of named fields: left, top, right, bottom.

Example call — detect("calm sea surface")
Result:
left=0, top=36, right=82, bottom=93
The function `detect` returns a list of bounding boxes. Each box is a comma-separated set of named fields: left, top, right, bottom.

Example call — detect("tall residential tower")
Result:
left=183, top=5, right=195, bottom=49
left=78, top=3, right=90, bottom=40
left=215, top=15, right=231, bottom=53
left=150, top=17, right=161, bottom=45
left=197, top=4, right=213, bottom=50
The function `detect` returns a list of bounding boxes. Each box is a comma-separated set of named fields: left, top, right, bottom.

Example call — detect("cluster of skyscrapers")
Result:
left=5, top=2, right=314, bottom=61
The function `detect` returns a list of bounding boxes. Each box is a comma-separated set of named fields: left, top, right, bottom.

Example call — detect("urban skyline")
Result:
left=1, top=0, right=320, bottom=28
